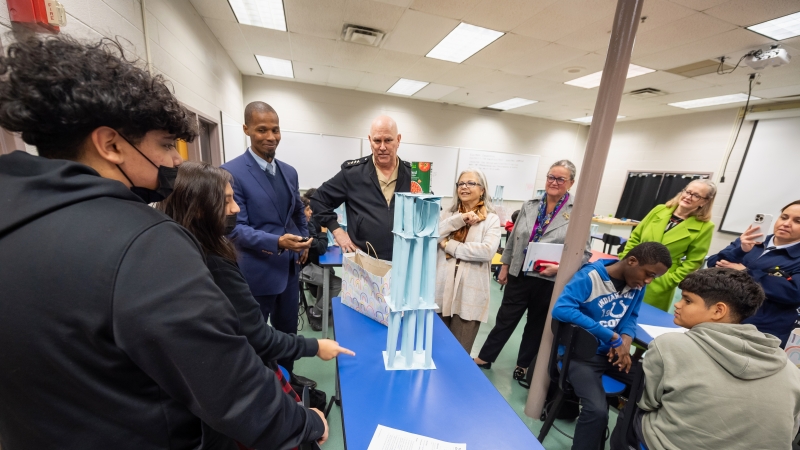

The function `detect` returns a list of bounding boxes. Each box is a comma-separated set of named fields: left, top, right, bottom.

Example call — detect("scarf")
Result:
left=446, top=201, right=486, bottom=259
left=529, top=192, right=569, bottom=243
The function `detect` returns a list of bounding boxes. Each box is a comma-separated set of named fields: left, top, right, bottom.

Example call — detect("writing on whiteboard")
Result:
left=457, top=148, right=540, bottom=201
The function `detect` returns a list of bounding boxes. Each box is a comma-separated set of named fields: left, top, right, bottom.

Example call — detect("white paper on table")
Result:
left=640, top=324, right=688, bottom=339
left=522, top=242, right=564, bottom=273
left=367, top=425, right=466, bottom=450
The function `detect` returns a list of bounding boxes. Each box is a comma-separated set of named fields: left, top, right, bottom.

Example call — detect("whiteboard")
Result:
left=277, top=131, right=361, bottom=189
left=220, top=112, right=247, bottom=163
left=397, top=142, right=460, bottom=197
left=720, top=116, right=800, bottom=234
left=457, top=148, right=540, bottom=201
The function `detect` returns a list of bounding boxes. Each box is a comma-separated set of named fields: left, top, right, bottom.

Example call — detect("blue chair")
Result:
left=538, top=319, right=628, bottom=445
left=278, top=365, right=290, bottom=382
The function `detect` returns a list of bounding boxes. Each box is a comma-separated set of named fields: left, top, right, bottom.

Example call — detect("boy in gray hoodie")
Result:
left=635, top=268, right=800, bottom=450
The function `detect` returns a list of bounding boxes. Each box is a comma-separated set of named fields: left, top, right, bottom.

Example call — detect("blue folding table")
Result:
left=318, top=246, right=343, bottom=339
left=332, top=298, right=543, bottom=450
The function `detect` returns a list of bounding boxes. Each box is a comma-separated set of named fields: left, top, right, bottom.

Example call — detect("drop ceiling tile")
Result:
left=645, top=85, right=751, bottom=105
left=433, top=64, right=497, bottom=87
left=502, top=101, right=547, bottom=115
left=513, top=0, right=618, bottom=42
left=203, top=18, right=250, bottom=53
left=369, top=50, right=422, bottom=77
left=289, top=33, right=338, bottom=66
left=293, top=61, right=331, bottom=84
left=461, top=0, right=557, bottom=32
left=632, top=13, right=738, bottom=57
left=649, top=77, right=716, bottom=95
left=374, top=0, right=414, bottom=7
left=343, top=0, right=406, bottom=32
left=227, top=51, right=262, bottom=75
left=632, top=28, right=774, bottom=70
left=333, top=41, right=381, bottom=71
left=691, top=69, right=759, bottom=87
left=666, top=0, right=732, bottom=12
left=463, top=33, right=550, bottom=69
left=414, top=83, right=461, bottom=100
left=438, top=88, right=505, bottom=107
left=382, top=9, right=459, bottom=55
left=622, top=71, right=688, bottom=92
left=501, top=43, right=590, bottom=76
left=327, top=68, right=367, bottom=88
left=529, top=53, right=606, bottom=83
left=704, top=0, right=800, bottom=27
left=240, top=24, right=292, bottom=59
left=189, top=0, right=237, bottom=21
left=357, top=73, right=401, bottom=93
left=285, top=0, right=346, bottom=40
left=402, top=57, right=460, bottom=81
left=636, top=0, right=698, bottom=33
left=491, top=79, right=565, bottom=100
left=555, top=15, right=615, bottom=52
left=753, top=84, right=800, bottom=99
left=408, top=0, right=483, bottom=20
left=470, top=72, right=532, bottom=92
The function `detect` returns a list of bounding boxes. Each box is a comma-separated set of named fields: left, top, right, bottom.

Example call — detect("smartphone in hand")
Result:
left=750, top=214, right=773, bottom=244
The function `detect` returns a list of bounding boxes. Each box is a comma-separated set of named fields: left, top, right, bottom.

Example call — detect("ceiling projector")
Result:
left=744, top=46, right=791, bottom=70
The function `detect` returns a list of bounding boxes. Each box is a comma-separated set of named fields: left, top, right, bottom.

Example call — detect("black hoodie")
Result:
left=0, top=151, right=324, bottom=450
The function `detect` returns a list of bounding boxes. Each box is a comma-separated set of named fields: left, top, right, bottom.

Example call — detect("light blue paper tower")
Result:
left=383, top=193, right=441, bottom=370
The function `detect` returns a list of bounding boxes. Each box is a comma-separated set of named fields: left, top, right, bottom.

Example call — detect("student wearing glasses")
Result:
left=436, top=169, right=502, bottom=353
left=474, top=160, right=591, bottom=383
left=618, top=179, right=717, bottom=311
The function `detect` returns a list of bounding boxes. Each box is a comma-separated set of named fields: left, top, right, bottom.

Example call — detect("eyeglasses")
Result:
left=456, top=181, right=482, bottom=189
left=681, top=189, right=709, bottom=201
left=546, top=175, right=569, bottom=186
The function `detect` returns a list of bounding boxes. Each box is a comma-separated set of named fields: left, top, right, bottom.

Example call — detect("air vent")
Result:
left=628, top=88, right=666, bottom=99
left=666, top=59, right=733, bottom=77
left=342, top=25, right=385, bottom=47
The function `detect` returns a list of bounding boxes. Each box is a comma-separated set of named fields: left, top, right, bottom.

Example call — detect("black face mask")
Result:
left=116, top=134, right=178, bottom=203
left=224, top=214, right=237, bottom=235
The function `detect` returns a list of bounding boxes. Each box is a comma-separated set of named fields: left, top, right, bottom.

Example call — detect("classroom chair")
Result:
left=602, top=233, right=623, bottom=254
left=538, top=319, right=627, bottom=446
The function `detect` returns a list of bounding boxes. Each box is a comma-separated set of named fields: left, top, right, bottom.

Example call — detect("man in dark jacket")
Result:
left=311, top=115, right=411, bottom=260
left=0, top=36, right=326, bottom=450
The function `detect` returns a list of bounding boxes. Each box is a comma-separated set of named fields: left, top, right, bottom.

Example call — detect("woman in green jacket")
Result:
left=619, top=179, right=717, bottom=311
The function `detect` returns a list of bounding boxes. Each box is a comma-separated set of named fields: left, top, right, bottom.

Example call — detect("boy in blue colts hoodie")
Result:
left=552, top=241, right=672, bottom=450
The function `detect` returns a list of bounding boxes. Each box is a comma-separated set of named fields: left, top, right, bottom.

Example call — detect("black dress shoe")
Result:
left=290, top=374, right=317, bottom=389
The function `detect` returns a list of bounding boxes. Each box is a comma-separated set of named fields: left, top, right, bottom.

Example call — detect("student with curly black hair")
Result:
left=0, top=36, right=327, bottom=450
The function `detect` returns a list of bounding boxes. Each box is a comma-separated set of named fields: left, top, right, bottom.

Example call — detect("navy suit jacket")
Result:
left=222, top=151, right=308, bottom=297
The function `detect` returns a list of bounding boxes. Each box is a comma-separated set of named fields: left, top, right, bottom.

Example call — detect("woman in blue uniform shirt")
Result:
left=707, top=200, right=800, bottom=346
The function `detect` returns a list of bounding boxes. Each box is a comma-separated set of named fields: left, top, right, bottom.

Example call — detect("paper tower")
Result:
left=383, top=193, right=441, bottom=370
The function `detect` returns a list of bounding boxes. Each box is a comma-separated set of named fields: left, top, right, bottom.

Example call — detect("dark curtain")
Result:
left=615, top=173, right=663, bottom=221
left=654, top=174, right=705, bottom=205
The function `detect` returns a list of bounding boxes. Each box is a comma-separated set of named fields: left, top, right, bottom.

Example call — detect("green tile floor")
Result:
left=294, top=270, right=617, bottom=450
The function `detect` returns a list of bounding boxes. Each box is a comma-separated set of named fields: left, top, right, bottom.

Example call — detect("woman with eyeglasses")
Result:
left=474, top=160, right=591, bottom=383
left=618, top=179, right=717, bottom=311
left=707, top=200, right=800, bottom=347
left=436, top=169, right=502, bottom=353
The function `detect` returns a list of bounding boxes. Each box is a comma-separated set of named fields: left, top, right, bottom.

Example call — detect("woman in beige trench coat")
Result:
left=435, top=168, right=502, bottom=353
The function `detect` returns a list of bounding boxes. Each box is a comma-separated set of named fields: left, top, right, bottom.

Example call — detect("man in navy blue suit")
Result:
left=222, top=101, right=315, bottom=386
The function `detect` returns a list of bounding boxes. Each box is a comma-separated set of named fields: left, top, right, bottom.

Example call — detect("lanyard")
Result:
left=529, top=193, right=569, bottom=244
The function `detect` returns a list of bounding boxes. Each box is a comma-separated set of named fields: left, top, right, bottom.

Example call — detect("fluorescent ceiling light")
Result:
left=564, top=64, right=655, bottom=89
left=570, top=115, right=625, bottom=123
left=387, top=78, right=430, bottom=96
left=255, top=55, right=294, bottom=78
left=487, top=98, right=538, bottom=111
left=228, top=0, right=287, bottom=31
left=668, top=93, right=760, bottom=109
left=747, top=11, right=800, bottom=40
left=426, top=23, right=504, bottom=63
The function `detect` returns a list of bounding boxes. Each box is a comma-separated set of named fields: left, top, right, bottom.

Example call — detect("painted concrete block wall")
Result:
left=0, top=0, right=244, bottom=146
left=243, top=75, right=587, bottom=211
